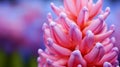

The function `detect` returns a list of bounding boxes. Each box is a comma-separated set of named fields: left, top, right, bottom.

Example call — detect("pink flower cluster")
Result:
left=38, top=0, right=119, bottom=67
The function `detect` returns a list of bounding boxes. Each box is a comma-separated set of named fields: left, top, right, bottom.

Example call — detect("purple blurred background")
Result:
left=0, top=0, right=119, bottom=67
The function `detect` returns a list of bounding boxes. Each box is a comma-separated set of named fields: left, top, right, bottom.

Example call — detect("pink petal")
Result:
left=47, top=38, right=71, bottom=56
left=104, top=43, right=114, bottom=53
left=38, top=49, right=57, bottom=60
left=102, top=38, right=110, bottom=46
left=76, top=0, right=81, bottom=14
left=83, top=15, right=104, bottom=34
left=89, top=0, right=103, bottom=18
left=95, top=25, right=115, bottom=42
left=84, top=43, right=105, bottom=64
left=49, top=21, right=71, bottom=48
left=80, top=30, right=94, bottom=54
left=81, top=0, right=88, bottom=8
left=88, top=0, right=93, bottom=13
left=44, top=59, right=54, bottom=67
left=101, top=7, right=110, bottom=20
left=47, top=12, right=53, bottom=22
left=51, top=3, right=61, bottom=16
left=57, top=12, right=69, bottom=31
left=68, top=50, right=86, bottom=67
left=77, top=7, right=88, bottom=27
left=64, top=0, right=77, bottom=16
left=42, top=23, right=51, bottom=42
left=69, top=22, right=82, bottom=47
left=103, top=37, right=115, bottom=53
left=53, top=58, right=67, bottom=66
left=98, top=47, right=119, bottom=65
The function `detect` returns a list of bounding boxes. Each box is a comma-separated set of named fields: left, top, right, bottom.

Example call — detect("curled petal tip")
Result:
left=86, top=30, right=94, bottom=42
left=50, top=2, right=61, bottom=16
left=96, top=42, right=103, bottom=48
left=110, top=24, right=115, bottom=30
left=69, top=50, right=86, bottom=67
left=47, top=38, right=54, bottom=46
left=50, top=2, right=54, bottom=6
left=70, top=22, right=77, bottom=28
left=42, top=23, right=48, bottom=30
left=112, top=47, right=119, bottom=53
left=49, top=21, right=56, bottom=27
left=103, top=62, right=112, bottom=67
left=72, top=50, right=80, bottom=56
left=110, top=37, right=116, bottom=43
left=46, top=59, right=52, bottom=64
left=86, top=30, right=94, bottom=36
left=86, top=30, right=92, bottom=34
left=38, top=49, right=43, bottom=54
left=98, top=15, right=104, bottom=21
left=47, top=12, right=52, bottom=19
left=47, top=38, right=53, bottom=42
left=59, top=12, right=67, bottom=17
left=70, top=23, right=76, bottom=28
left=105, top=7, right=110, bottom=12
left=37, top=57, right=41, bottom=62
left=77, top=64, right=82, bottom=67
left=83, top=6, right=88, bottom=12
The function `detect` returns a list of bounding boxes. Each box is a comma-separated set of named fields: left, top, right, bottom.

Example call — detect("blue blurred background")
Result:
left=0, top=0, right=119, bottom=67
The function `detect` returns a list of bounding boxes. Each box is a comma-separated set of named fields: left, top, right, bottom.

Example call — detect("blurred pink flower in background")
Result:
left=0, top=1, right=63, bottom=67
left=0, top=1, right=44, bottom=55
left=38, top=0, right=119, bottom=67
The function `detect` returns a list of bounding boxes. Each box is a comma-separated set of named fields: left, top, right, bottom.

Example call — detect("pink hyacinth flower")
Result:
left=38, top=0, right=119, bottom=67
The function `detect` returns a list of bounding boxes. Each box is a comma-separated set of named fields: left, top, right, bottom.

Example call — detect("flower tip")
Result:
left=110, top=24, right=115, bottom=31
left=37, top=57, right=41, bottom=62
left=86, top=30, right=92, bottom=34
left=38, top=49, right=43, bottom=54
left=47, top=12, right=52, bottom=19
left=86, top=30, right=94, bottom=37
left=83, top=6, right=88, bottom=12
left=42, top=23, right=48, bottom=30
left=47, top=38, right=54, bottom=46
left=105, top=7, right=110, bottom=13
left=98, top=15, right=104, bottom=21
left=49, top=21, right=56, bottom=27
left=46, top=59, right=53, bottom=65
left=110, top=37, right=116, bottom=43
left=103, top=62, right=112, bottom=67
left=50, top=2, right=54, bottom=6
left=77, top=64, right=82, bottom=67
left=96, top=42, right=103, bottom=48
left=70, top=21, right=78, bottom=29
left=72, top=50, right=80, bottom=56
left=59, top=12, right=67, bottom=18
left=112, top=47, right=119, bottom=53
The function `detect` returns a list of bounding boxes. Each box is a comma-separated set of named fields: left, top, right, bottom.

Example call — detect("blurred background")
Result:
left=0, top=0, right=119, bottom=67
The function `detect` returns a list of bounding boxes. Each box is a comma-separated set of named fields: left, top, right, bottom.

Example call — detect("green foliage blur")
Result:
left=0, top=51, right=37, bottom=67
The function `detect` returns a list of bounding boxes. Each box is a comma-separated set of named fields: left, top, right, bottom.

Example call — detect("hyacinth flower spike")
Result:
left=38, top=0, right=119, bottom=67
